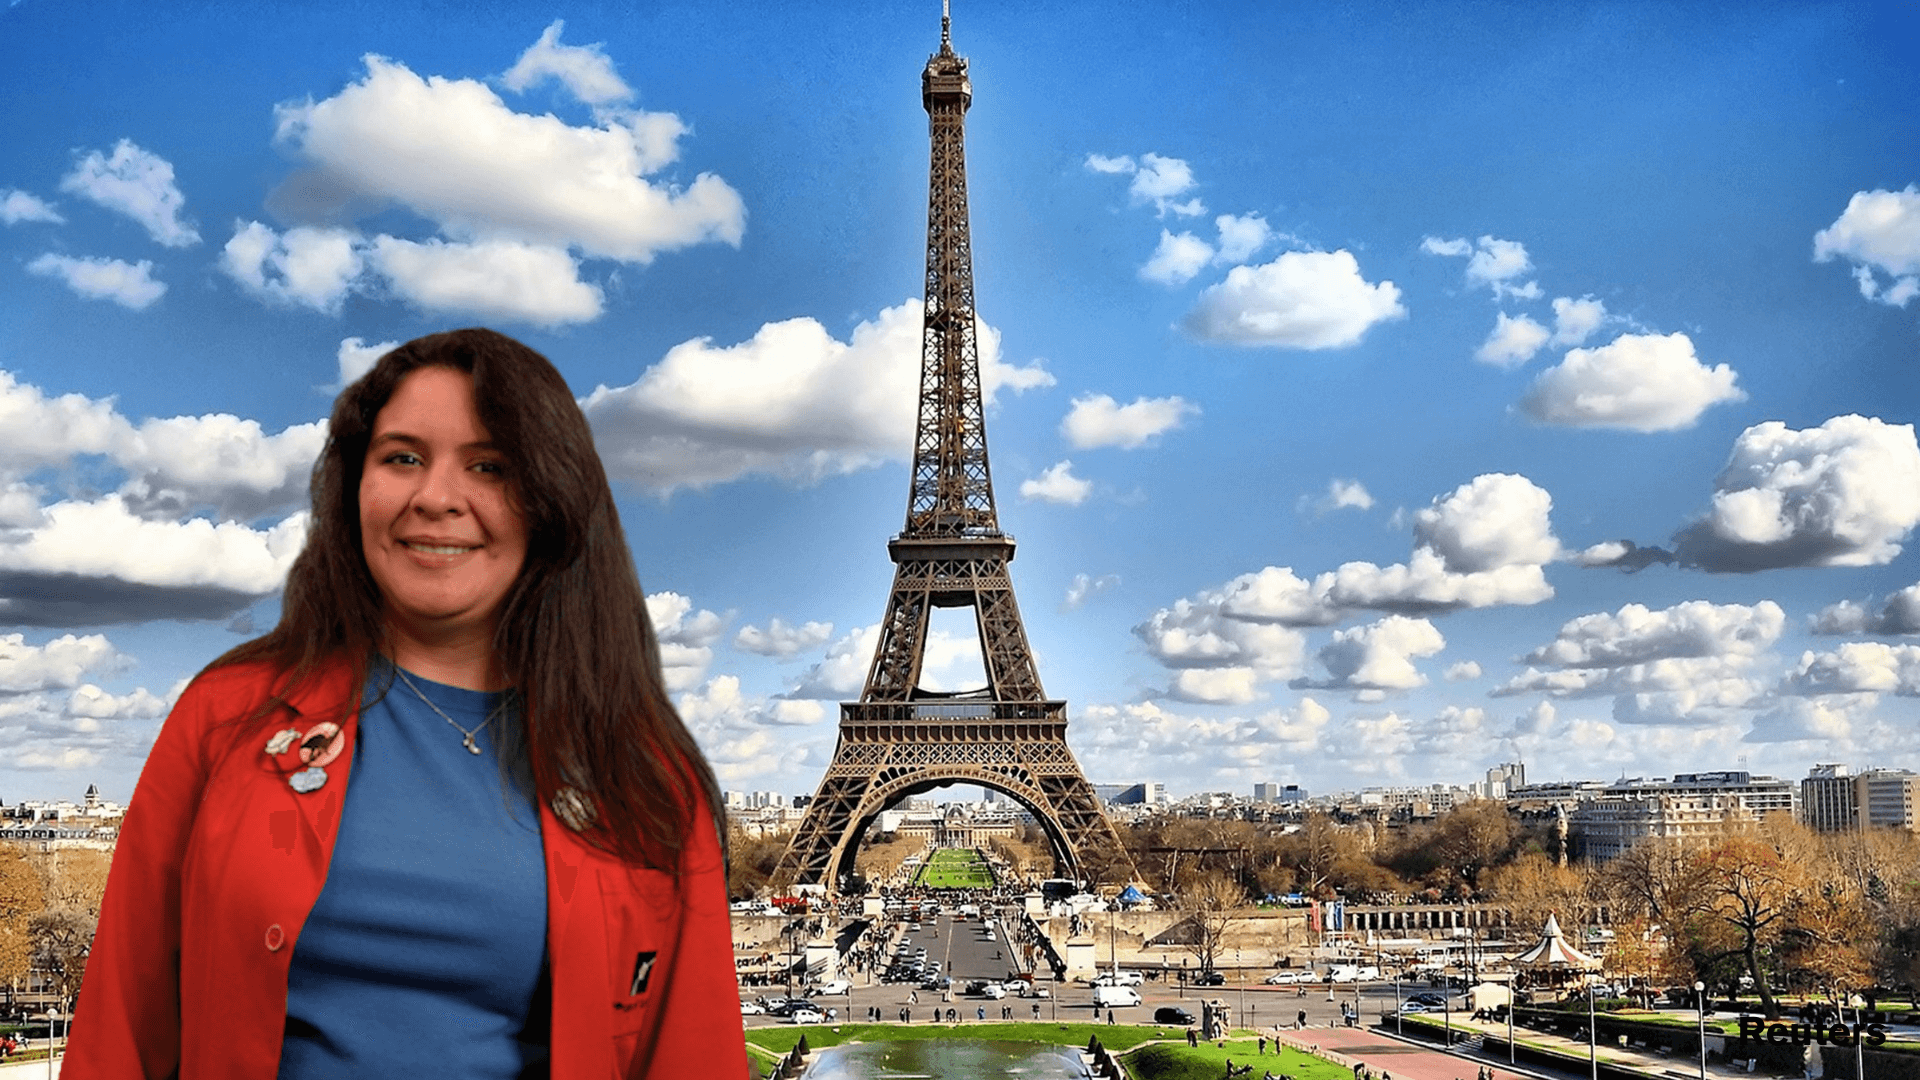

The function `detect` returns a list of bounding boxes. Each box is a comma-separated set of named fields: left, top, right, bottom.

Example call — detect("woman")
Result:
left=68, top=330, right=748, bottom=1078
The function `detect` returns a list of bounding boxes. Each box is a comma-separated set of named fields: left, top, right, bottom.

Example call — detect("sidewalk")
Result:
left=1275, top=1014, right=1760, bottom=1080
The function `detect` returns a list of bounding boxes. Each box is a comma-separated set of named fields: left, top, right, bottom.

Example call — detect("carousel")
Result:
left=1510, top=913, right=1602, bottom=1001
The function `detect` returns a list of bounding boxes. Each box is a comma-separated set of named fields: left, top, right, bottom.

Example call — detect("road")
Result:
left=744, top=905, right=1436, bottom=1031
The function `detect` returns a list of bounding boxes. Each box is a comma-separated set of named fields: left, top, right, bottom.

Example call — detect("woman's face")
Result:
left=359, top=366, right=528, bottom=642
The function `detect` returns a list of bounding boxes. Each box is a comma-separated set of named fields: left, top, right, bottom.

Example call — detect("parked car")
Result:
left=1193, top=971, right=1226, bottom=987
left=1154, top=1006, right=1197, bottom=1026
left=1265, top=970, right=1314, bottom=985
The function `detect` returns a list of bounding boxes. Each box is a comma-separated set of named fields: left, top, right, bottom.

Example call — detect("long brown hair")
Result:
left=216, top=328, right=721, bottom=871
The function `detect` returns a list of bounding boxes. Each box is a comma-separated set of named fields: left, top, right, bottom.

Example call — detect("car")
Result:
left=981, top=984, right=1008, bottom=999
left=909, top=923, right=922, bottom=931
left=1395, top=1002, right=1429, bottom=1014
left=740, top=1000, right=766, bottom=1015
left=1154, top=1006, right=1197, bottom=1026
left=785, top=1008, right=825, bottom=1024
left=1265, top=970, right=1314, bottom=985
left=1093, top=985, right=1142, bottom=1008
left=812, top=979, right=852, bottom=995
left=1408, top=992, right=1450, bottom=1007
left=1023, top=985, right=1051, bottom=999
left=1193, top=971, right=1226, bottom=987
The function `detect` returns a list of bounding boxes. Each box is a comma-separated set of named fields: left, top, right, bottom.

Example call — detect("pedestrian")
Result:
left=977, top=1006, right=985, bottom=1021
left=1188, top=1028, right=1199, bottom=1047
left=1259, top=1035, right=1268, bottom=1054
left=1297, top=1009, right=1307, bottom=1029
left=66, top=331, right=747, bottom=1079
left=909, top=990, right=917, bottom=1005
left=1108, top=1009, right=1116, bottom=1025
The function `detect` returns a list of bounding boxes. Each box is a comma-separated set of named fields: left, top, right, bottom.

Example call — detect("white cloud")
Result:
left=644, top=591, right=726, bottom=692
left=1494, top=600, right=1783, bottom=725
left=1183, top=249, right=1405, bottom=349
left=1060, top=393, right=1196, bottom=450
left=59, top=140, right=199, bottom=247
left=1674, top=415, right=1920, bottom=571
left=221, top=221, right=364, bottom=313
left=273, top=51, right=742, bottom=264
left=1746, top=693, right=1879, bottom=744
left=0, top=370, right=128, bottom=473
left=501, top=20, right=634, bottom=107
left=26, top=254, right=165, bottom=310
left=676, top=675, right=829, bottom=784
left=1424, top=235, right=1537, bottom=298
left=1084, top=154, right=1136, bottom=175
left=337, top=337, right=398, bottom=387
left=1, top=191, right=63, bottom=225
left=1140, top=230, right=1213, bottom=285
left=1813, top=185, right=1920, bottom=307
left=1324, top=473, right=1560, bottom=613
left=115, top=415, right=327, bottom=522
left=0, top=634, right=126, bottom=693
left=1520, top=331, right=1744, bottom=431
left=1213, top=213, right=1272, bottom=264
left=1519, top=600, right=1785, bottom=669
left=1811, top=583, right=1920, bottom=636
left=1779, top=642, right=1920, bottom=697
left=368, top=236, right=603, bottom=326
left=1444, top=660, right=1482, bottom=682
left=1465, top=237, right=1537, bottom=298
left=0, top=496, right=305, bottom=593
left=1550, top=295, right=1607, bottom=347
left=1063, top=572, right=1119, bottom=610
left=66, top=683, right=169, bottom=721
left=1215, top=567, right=1342, bottom=627
left=580, top=299, right=1049, bottom=492
left=1074, top=698, right=1332, bottom=778
left=1167, top=667, right=1263, bottom=705
left=1130, top=153, right=1203, bottom=217
left=734, top=618, right=833, bottom=659
left=1290, top=615, right=1446, bottom=693
left=1135, top=593, right=1307, bottom=675
left=786, top=622, right=984, bottom=699
left=1020, top=461, right=1092, bottom=505
left=1475, top=312, right=1549, bottom=368
left=1306, top=478, right=1374, bottom=514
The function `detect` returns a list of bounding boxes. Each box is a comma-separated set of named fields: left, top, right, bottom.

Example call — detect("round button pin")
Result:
left=299, top=722, right=344, bottom=769
left=265, top=923, right=285, bottom=951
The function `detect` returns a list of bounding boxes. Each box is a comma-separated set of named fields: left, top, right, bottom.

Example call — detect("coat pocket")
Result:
left=599, top=867, right=677, bottom=1037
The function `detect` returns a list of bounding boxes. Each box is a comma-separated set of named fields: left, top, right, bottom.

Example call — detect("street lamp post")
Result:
left=1395, top=975, right=1402, bottom=1036
left=1854, top=998, right=1867, bottom=1080
left=1588, top=980, right=1599, bottom=1080
left=1694, top=980, right=1707, bottom=1080
left=1507, top=977, right=1515, bottom=1065
left=46, top=1006, right=57, bottom=1080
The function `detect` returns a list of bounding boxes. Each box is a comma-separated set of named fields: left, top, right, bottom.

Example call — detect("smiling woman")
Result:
left=65, top=329, right=748, bottom=1079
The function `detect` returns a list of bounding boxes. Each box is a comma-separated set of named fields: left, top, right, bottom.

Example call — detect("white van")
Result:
left=1093, top=985, right=1142, bottom=1008
left=1328, top=964, right=1382, bottom=983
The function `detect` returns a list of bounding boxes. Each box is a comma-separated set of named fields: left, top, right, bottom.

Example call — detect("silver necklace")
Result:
left=393, top=667, right=513, bottom=755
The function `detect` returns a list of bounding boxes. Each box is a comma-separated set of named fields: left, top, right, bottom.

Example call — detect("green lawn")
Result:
left=744, top=1024, right=1347, bottom=1080
left=1126, top=1038, right=1352, bottom=1080
left=912, top=847, right=997, bottom=890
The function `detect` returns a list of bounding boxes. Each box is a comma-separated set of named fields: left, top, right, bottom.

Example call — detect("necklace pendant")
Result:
left=465, top=733, right=482, bottom=754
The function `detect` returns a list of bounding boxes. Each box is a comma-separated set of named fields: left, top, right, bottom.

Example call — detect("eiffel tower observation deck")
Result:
left=774, top=8, right=1136, bottom=893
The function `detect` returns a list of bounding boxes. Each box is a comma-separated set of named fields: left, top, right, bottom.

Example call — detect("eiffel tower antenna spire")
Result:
left=773, top=11, right=1136, bottom=894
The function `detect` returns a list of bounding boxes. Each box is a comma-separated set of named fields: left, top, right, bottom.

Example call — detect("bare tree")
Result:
left=1173, top=873, right=1245, bottom=976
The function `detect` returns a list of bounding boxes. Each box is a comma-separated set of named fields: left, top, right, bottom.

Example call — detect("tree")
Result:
left=29, top=906, right=92, bottom=1002
left=1172, top=873, right=1244, bottom=976
left=1428, top=801, right=1520, bottom=895
left=0, top=847, right=42, bottom=998
left=1484, top=852, right=1592, bottom=938
left=1692, top=836, right=1804, bottom=1019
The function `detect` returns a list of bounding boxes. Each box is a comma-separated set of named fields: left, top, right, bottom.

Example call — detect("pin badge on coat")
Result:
left=267, top=721, right=344, bottom=794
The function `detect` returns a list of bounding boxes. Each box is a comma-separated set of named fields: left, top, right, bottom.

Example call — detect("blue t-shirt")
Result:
left=279, top=661, right=550, bottom=1078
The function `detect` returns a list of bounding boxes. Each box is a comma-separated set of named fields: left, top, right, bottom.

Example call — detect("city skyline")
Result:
left=2, top=1, right=1917, bottom=802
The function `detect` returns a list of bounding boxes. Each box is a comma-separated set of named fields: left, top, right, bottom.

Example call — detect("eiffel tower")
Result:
left=774, top=8, right=1134, bottom=893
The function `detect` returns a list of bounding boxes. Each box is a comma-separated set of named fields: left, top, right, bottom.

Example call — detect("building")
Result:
left=1571, top=793, right=1757, bottom=861
left=1253, top=782, right=1281, bottom=802
left=1801, top=764, right=1858, bottom=831
left=1859, top=769, right=1919, bottom=830
left=1096, top=782, right=1163, bottom=806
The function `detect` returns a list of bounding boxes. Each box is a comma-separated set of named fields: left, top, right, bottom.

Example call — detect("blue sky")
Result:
left=2, top=0, right=1917, bottom=803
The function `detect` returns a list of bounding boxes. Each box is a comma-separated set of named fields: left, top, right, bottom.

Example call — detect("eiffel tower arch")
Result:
left=773, top=9, right=1135, bottom=894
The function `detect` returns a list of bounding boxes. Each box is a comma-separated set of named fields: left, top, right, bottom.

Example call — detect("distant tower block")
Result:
left=773, top=11, right=1134, bottom=892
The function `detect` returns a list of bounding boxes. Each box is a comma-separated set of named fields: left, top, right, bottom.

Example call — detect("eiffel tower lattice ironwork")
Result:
left=774, top=10, right=1135, bottom=893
